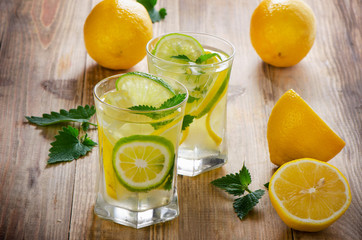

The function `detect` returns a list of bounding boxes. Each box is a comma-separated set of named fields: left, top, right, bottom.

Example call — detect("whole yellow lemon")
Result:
left=250, top=0, right=316, bottom=67
left=84, top=0, right=153, bottom=70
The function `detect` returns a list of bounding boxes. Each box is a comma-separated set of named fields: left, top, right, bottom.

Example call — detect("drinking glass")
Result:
left=93, top=74, right=188, bottom=228
left=147, top=32, right=235, bottom=176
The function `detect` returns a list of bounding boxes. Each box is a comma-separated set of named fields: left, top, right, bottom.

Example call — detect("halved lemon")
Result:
left=269, top=158, right=352, bottom=232
left=152, top=33, right=205, bottom=62
left=267, top=89, right=345, bottom=166
left=112, top=135, right=174, bottom=191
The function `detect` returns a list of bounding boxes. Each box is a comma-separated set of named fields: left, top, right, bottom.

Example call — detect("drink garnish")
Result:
left=211, top=164, right=265, bottom=220
left=25, top=105, right=96, bottom=131
left=171, top=53, right=221, bottom=64
left=112, top=135, right=174, bottom=191
left=26, top=105, right=97, bottom=163
left=48, top=126, right=97, bottom=164
left=137, top=0, right=167, bottom=23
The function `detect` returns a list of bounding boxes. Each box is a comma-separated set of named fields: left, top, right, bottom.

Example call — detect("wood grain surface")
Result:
left=0, top=0, right=361, bottom=239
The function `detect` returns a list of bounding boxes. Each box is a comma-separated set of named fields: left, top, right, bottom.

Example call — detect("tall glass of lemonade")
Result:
left=94, top=72, right=188, bottom=228
left=146, top=33, right=235, bottom=176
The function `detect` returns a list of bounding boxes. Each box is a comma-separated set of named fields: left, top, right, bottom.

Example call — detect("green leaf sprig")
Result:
left=25, top=105, right=97, bottom=131
left=129, top=93, right=187, bottom=130
left=137, top=0, right=167, bottom=23
left=171, top=53, right=222, bottom=64
left=26, top=105, right=97, bottom=164
left=48, top=126, right=97, bottom=164
left=211, top=164, right=265, bottom=220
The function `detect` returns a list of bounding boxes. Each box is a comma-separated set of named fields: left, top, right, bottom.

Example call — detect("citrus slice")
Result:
left=98, top=127, right=118, bottom=199
left=152, top=33, right=205, bottom=62
left=115, top=72, right=175, bottom=108
left=269, top=158, right=352, bottom=232
left=206, top=89, right=227, bottom=145
left=189, top=69, right=230, bottom=118
left=267, top=89, right=345, bottom=166
left=112, top=135, right=174, bottom=191
left=179, top=127, right=189, bottom=145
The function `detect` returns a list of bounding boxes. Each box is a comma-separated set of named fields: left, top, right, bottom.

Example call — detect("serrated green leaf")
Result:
left=129, top=94, right=186, bottom=121
left=233, top=189, right=265, bottom=220
left=159, top=93, right=186, bottom=109
left=163, top=164, right=174, bottom=190
left=128, top=105, right=157, bottom=111
left=81, top=122, right=90, bottom=131
left=187, top=95, right=200, bottom=103
left=182, top=115, right=195, bottom=130
left=239, top=163, right=252, bottom=187
left=211, top=171, right=247, bottom=196
left=196, top=53, right=220, bottom=64
left=171, top=55, right=192, bottom=62
left=48, top=126, right=97, bottom=164
left=137, top=0, right=167, bottom=23
left=26, top=105, right=96, bottom=126
left=137, top=0, right=156, bottom=11
left=264, top=182, right=269, bottom=190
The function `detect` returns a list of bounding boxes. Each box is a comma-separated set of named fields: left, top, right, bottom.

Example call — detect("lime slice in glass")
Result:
left=112, top=72, right=175, bottom=108
left=112, top=135, right=174, bottom=191
left=153, top=33, right=205, bottom=62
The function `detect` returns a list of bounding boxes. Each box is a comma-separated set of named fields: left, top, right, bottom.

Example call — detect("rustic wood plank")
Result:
left=0, top=0, right=88, bottom=239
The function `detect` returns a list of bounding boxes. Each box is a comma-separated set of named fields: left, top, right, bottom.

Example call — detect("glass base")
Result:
left=94, top=189, right=179, bottom=229
left=177, top=154, right=227, bottom=176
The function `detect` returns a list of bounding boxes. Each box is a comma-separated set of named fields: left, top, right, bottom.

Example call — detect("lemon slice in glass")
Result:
left=206, top=89, right=227, bottom=145
left=112, top=135, right=174, bottom=191
left=189, top=69, right=230, bottom=118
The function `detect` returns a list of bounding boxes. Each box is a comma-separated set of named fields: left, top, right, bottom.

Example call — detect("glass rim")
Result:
left=93, top=73, right=189, bottom=114
left=146, top=32, right=235, bottom=67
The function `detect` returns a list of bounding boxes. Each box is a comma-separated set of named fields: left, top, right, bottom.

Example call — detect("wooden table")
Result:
left=1, top=0, right=361, bottom=239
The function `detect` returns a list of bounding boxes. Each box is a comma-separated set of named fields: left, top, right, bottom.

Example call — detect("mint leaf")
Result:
left=158, top=93, right=187, bottom=109
left=264, top=182, right=269, bottom=190
left=211, top=165, right=266, bottom=220
left=137, top=0, right=167, bottom=23
left=163, top=164, right=174, bottom=190
left=182, top=115, right=195, bottom=130
left=171, top=55, right=192, bottom=62
left=128, top=105, right=157, bottom=111
left=187, top=95, right=199, bottom=103
left=233, top=190, right=265, bottom=220
left=196, top=53, right=220, bottom=64
left=211, top=167, right=250, bottom=196
left=239, top=163, right=252, bottom=188
left=151, top=119, right=173, bottom=130
left=129, top=94, right=186, bottom=120
left=26, top=105, right=96, bottom=126
left=48, top=126, right=97, bottom=164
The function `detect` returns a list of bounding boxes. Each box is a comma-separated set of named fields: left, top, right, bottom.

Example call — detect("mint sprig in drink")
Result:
left=147, top=33, right=235, bottom=176
left=93, top=72, right=188, bottom=228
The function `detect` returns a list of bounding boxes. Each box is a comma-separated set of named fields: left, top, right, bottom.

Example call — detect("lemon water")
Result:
left=96, top=91, right=182, bottom=211
left=148, top=46, right=232, bottom=176
left=93, top=73, right=187, bottom=228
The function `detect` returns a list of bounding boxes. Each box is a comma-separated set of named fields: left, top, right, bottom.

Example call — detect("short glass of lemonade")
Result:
left=93, top=72, right=188, bottom=228
left=147, top=33, right=235, bottom=176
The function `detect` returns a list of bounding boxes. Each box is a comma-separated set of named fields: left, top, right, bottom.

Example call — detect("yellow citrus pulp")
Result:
left=267, top=89, right=345, bottom=166
left=269, top=158, right=351, bottom=232
left=84, top=0, right=152, bottom=70
left=250, top=0, right=316, bottom=67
